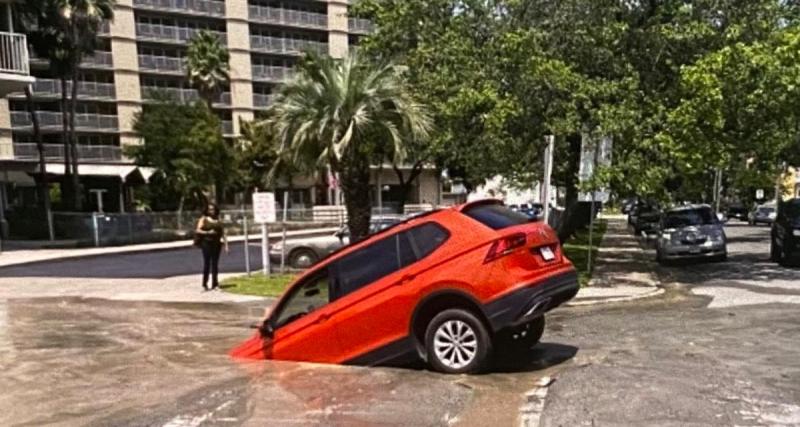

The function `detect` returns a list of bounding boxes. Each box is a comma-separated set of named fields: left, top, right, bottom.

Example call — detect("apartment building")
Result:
left=0, top=0, right=393, bottom=214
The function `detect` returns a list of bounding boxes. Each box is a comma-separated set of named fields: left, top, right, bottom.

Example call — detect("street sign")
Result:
left=756, top=189, right=765, bottom=200
left=252, top=192, right=275, bottom=276
left=253, top=192, right=276, bottom=224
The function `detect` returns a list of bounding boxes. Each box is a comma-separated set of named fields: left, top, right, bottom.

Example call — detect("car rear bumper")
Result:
left=484, top=269, right=579, bottom=332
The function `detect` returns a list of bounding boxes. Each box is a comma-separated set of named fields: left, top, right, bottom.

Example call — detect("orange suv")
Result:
left=231, top=200, right=579, bottom=374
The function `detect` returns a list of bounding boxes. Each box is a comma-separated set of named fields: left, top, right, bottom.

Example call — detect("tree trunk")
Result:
left=69, top=64, right=82, bottom=211
left=393, top=162, right=424, bottom=212
left=556, top=133, right=583, bottom=242
left=60, top=77, right=73, bottom=210
left=25, top=85, right=55, bottom=240
left=339, top=157, right=372, bottom=242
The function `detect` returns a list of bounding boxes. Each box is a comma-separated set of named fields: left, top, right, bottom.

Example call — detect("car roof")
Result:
left=665, top=204, right=712, bottom=213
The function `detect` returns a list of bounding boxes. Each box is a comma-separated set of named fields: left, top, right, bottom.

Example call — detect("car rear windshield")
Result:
left=758, top=207, right=775, bottom=213
left=462, top=203, right=532, bottom=230
left=663, top=208, right=716, bottom=229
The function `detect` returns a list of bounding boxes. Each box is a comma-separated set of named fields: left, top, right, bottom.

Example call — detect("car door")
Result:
left=329, top=223, right=451, bottom=365
left=268, top=268, right=343, bottom=363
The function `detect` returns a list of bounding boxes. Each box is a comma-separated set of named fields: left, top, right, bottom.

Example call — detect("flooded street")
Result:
left=0, top=298, right=560, bottom=426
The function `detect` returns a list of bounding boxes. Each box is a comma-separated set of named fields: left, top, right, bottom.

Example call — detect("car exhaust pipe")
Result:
left=523, top=298, right=551, bottom=319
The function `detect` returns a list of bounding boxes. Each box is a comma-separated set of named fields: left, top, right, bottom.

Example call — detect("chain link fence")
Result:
left=42, top=206, right=403, bottom=247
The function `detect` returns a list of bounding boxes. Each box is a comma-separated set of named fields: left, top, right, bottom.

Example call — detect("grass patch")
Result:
left=221, top=273, right=296, bottom=297
left=562, top=219, right=607, bottom=286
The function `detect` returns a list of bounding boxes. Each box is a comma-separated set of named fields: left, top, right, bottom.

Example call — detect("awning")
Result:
left=39, top=163, right=140, bottom=180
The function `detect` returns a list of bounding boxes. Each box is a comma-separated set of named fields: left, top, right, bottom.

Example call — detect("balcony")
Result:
left=12, top=79, right=116, bottom=100
left=348, top=18, right=374, bottom=34
left=10, top=111, right=120, bottom=132
left=134, top=0, right=225, bottom=17
left=0, top=32, right=35, bottom=96
left=141, top=86, right=231, bottom=106
left=82, top=51, right=114, bottom=69
left=251, top=64, right=292, bottom=82
left=253, top=93, right=276, bottom=108
left=136, top=23, right=226, bottom=45
left=249, top=5, right=327, bottom=30
left=221, top=120, right=233, bottom=135
left=4, top=143, right=123, bottom=163
left=138, top=54, right=185, bottom=74
left=249, top=35, right=327, bottom=55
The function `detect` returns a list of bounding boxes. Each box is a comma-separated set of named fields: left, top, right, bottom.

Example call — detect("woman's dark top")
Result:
left=200, top=216, right=224, bottom=244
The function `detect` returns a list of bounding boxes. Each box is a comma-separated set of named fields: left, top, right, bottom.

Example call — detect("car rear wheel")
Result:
left=289, top=248, right=318, bottom=269
left=425, top=309, right=491, bottom=374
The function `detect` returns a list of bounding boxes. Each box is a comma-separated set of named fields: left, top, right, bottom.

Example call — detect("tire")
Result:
left=425, top=308, right=492, bottom=374
left=289, top=248, right=318, bottom=269
left=501, top=316, right=546, bottom=352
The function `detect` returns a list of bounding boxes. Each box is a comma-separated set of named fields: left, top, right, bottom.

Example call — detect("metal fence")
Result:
left=43, top=207, right=403, bottom=247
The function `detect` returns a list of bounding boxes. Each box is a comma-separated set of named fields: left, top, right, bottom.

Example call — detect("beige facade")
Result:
left=2, top=0, right=368, bottom=167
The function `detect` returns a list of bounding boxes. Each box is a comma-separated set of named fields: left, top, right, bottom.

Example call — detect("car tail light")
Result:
left=484, top=233, right=527, bottom=263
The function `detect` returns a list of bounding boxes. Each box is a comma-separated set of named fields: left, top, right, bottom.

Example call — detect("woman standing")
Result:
left=196, top=203, right=229, bottom=291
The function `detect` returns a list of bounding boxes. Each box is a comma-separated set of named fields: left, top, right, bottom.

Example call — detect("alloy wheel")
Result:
left=433, top=320, right=478, bottom=369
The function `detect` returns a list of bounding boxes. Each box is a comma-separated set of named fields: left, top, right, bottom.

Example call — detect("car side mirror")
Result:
left=259, top=319, right=275, bottom=339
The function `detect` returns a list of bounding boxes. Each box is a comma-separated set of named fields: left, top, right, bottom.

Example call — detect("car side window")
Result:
left=274, top=271, right=331, bottom=328
left=333, top=235, right=402, bottom=297
left=405, top=223, right=450, bottom=260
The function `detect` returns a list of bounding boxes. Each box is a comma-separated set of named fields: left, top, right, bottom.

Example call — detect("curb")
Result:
left=566, top=287, right=664, bottom=307
left=0, top=228, right=338, bottom=270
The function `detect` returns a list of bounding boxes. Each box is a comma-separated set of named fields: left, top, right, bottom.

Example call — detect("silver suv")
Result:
left=656, top=205, right=727, bottom=264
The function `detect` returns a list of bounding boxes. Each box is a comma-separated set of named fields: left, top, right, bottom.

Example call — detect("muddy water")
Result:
left=0, top=298, right=475, bottom=426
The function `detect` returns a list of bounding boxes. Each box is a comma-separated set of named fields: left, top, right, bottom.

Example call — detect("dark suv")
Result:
left=771, top=198, right=800, bottom=265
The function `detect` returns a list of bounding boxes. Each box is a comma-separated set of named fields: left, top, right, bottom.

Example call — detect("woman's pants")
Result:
left=201, top=240, right=222, bottom=288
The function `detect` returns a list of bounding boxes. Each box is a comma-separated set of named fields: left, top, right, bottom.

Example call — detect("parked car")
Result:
left=770, top=198, right=800, bottom=265
left=726, top=203, right=748, bottom=221
left=656, top=205, right=727, bottom=263
left=513, top=203, right=544, bottom=220
left=621, top=198, right=638, bottom=214
left=635, top=211, right=661, bottom=236
left=270, top=217, right=402, bottom=269
left=749, top=204, right=777, bottom=226
left=231, top=199, right=579, bottom=374
left=629, top=203, right=659, bottom=231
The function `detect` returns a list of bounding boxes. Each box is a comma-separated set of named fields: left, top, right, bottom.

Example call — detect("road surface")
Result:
left=1, top=222, right=799, bottom=425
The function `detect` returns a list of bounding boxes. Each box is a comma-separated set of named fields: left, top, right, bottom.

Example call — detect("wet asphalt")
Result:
left=0, top=223, right=799, bottom=426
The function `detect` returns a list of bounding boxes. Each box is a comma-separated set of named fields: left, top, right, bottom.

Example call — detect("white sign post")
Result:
left=253, top=192, right=276, bottom=276
left=756, top=189, right=765, bottom=200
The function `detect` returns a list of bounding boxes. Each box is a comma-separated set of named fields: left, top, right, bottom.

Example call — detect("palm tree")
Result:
left=263, top=52, right=432, bottom=240
left=20, top=0, right=114, bottom=211
left=186, top=31, right=230, bottom=110
left=59, top=0, right=115, bottom=210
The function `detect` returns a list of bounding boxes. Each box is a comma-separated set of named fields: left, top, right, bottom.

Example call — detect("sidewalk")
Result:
left=568, top=214, right=664, bottom=306
left=0, top=226, right=338, bottom=269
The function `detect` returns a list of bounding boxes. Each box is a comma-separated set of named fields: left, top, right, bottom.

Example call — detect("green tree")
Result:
left=19, top=0, right=114, bottom=211
left=129, top=99, right=232, bottom=212
left=186, top=30, right=230, bottom=109
left=262, top=52, right=431, bottom=240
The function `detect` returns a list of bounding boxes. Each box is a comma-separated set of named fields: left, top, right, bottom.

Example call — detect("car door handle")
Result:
left=315, top=313, right=331, bottom=324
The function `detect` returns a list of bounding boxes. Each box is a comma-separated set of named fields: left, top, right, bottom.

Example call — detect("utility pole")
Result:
left=587, top=136, right=600, bottom=274
left=542, top=134, right=555, bottom=225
